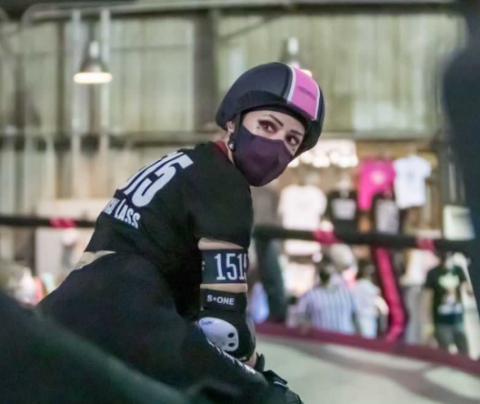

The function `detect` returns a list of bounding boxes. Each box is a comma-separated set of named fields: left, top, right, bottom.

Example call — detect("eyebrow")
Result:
left=266, top=114, right=284, bottom=127
left=265, top=114, right=305, bottom=137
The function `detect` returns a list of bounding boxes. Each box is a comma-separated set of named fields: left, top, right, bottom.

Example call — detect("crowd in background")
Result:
left=0, top=150, right=478, bottom=359
left=248, top=241, right=476, bottom=358
left=243, top=147, right=478, bottom=359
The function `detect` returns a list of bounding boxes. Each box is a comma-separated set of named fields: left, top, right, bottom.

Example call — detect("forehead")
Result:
left=245, top=110, right=305, bottom=131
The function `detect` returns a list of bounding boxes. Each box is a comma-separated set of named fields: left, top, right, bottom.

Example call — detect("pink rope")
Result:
left=373, top=248, right=406, bottom=342
left=312, top=230, right=339, bottom=245
left=49, top=218, right=77, bottom=229
left=416, top=238, right=437, bottom=252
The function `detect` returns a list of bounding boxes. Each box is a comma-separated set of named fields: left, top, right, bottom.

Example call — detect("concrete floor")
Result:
left=257, top=336, right=480, bottom=404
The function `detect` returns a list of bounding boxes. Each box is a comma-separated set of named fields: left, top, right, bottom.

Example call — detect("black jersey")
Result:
left=86, top=142, right=253, bottom=317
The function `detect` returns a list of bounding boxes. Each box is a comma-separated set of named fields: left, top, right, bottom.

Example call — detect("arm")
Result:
left=374, top=296, right=389, bottom=317
left=198, top=237, right=307, bottom=404
left=463, top=282, right=474, bottom=296
left=197, top=237, right=258, bottom=367
left=198, top=238, right=248, bottom=293
left=421, top=288, right=435, bottom=342
left=457, top=266, right=474, bottom=296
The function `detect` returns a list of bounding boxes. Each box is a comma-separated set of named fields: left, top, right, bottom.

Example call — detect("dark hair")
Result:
left=436, top=251, right=451, bottom=263
left=316, top=256, right=333, bottom=272
left=287, top=295, right=298, bottom=306
left=357, top=259, right=375, bottom=280
left=316, top=256, right=335, bottom=285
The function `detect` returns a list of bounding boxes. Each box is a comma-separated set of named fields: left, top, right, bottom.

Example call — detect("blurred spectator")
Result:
left=251, top=184, right=288, bottom=322
left=0, top=260, right=42, bottom=306
left=351, top=260, right=388, bottom=339
left=329, top=244, right=357, bottom=289
left=249, top=282, right=270, bottom=323
left=285, top=295, right=300, bottom=328
left=296, top=257, right=357, bottom=335
left=60, top=228, right=80, bottom=273
left=423, top=252, right=473, bottom=355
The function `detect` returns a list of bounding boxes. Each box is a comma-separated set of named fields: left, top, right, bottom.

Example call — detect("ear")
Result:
left=226, top=121, right=235, bottom=133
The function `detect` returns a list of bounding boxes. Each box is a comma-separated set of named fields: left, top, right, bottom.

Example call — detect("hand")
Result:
left=244, top=352, right=258, bottom=368
left=260, top=370, right=304, bottom=404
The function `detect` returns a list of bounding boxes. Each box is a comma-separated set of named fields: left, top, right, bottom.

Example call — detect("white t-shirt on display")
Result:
left=279, top=185, right=327, bottom=256
left=402, top=249, right=440, bottom=286
left=374, top=198, right=400, bottom=234
left=393, top=155, right=431, bottom=209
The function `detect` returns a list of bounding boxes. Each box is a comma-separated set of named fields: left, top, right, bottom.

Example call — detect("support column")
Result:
left=193, top=9, right=220, bottom=130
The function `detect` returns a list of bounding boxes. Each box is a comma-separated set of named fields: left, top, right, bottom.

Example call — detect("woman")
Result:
left=351, top=260, right=387, bottom=339
left=39, top=62, right=325, bottom=404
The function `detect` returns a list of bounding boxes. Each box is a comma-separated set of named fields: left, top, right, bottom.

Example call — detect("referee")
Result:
left=297, top=257, right=357, bottom=335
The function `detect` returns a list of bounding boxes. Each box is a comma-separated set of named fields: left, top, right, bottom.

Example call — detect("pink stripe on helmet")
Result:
left=286, top=65, right=320, bottom=120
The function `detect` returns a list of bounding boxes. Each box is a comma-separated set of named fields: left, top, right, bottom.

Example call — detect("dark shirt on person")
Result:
left=424, top=265, right=467, bottom=325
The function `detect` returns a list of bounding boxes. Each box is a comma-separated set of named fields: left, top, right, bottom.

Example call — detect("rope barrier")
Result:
left=254, top=225, right=473, bottom=254
left=0, top=215, right=474, bottom=254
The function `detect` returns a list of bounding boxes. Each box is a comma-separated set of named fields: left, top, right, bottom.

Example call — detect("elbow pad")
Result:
left=198, top=289, right=256, bottom=362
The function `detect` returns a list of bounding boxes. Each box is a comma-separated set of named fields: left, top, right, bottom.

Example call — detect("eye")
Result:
left=259, top=120, right=277, bottom=133
left=286, top=134, right=302, bottom=146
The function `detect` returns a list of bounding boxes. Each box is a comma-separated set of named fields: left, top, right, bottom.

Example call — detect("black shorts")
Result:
left=38, top=253, right=266, bottom=403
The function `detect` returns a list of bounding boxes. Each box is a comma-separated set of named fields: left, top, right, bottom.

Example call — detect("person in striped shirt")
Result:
left=296, top=256, right=358, bottom=335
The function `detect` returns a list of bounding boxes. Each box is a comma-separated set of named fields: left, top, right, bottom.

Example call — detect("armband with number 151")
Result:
left=198, top=249, right=255, bottom=361
left=201, top=249, right=248, bottom=285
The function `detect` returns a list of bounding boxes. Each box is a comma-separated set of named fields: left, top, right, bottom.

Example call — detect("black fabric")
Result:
left=86, top=142, right=253, bottom=319
left=38, top=253, right=268, bottom=404
left=259, top=371, right=304, bottom=404
left=443, top=24, right=480, bottom=318
left=36, top=142, right=265, bottom=402
left=0, top=291, right=204, bottom=404
left=424, top=265, right=468, bottom=325
left=325, top=190, right=359, bottom=233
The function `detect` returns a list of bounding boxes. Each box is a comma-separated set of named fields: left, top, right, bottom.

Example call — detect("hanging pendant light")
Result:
left=74, top=40, right=112, bottom=84
left=280, top=37, right=312, bottom=77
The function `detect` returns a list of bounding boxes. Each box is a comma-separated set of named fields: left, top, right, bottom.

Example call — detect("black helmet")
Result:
left=216, top=62, right=325, bottom=156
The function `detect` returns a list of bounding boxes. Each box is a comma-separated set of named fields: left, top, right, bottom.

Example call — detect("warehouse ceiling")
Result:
left=0, top=0, right=136, bottom=19
left=0, top=0, right=455, bottom=21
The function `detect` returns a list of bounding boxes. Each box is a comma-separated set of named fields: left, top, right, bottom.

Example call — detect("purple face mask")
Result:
left=230, top=124, right=293, bottom=187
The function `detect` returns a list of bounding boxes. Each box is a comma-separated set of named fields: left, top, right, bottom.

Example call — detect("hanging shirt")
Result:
left=393, top=155, right=431, bottom=209
left=358, top=159, right=396, bottom=211
left=326, top=190, right=359, bottom=233
left=371, top=193, right=400, bottom=234
left=279, top=185, right=326, bottom=256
